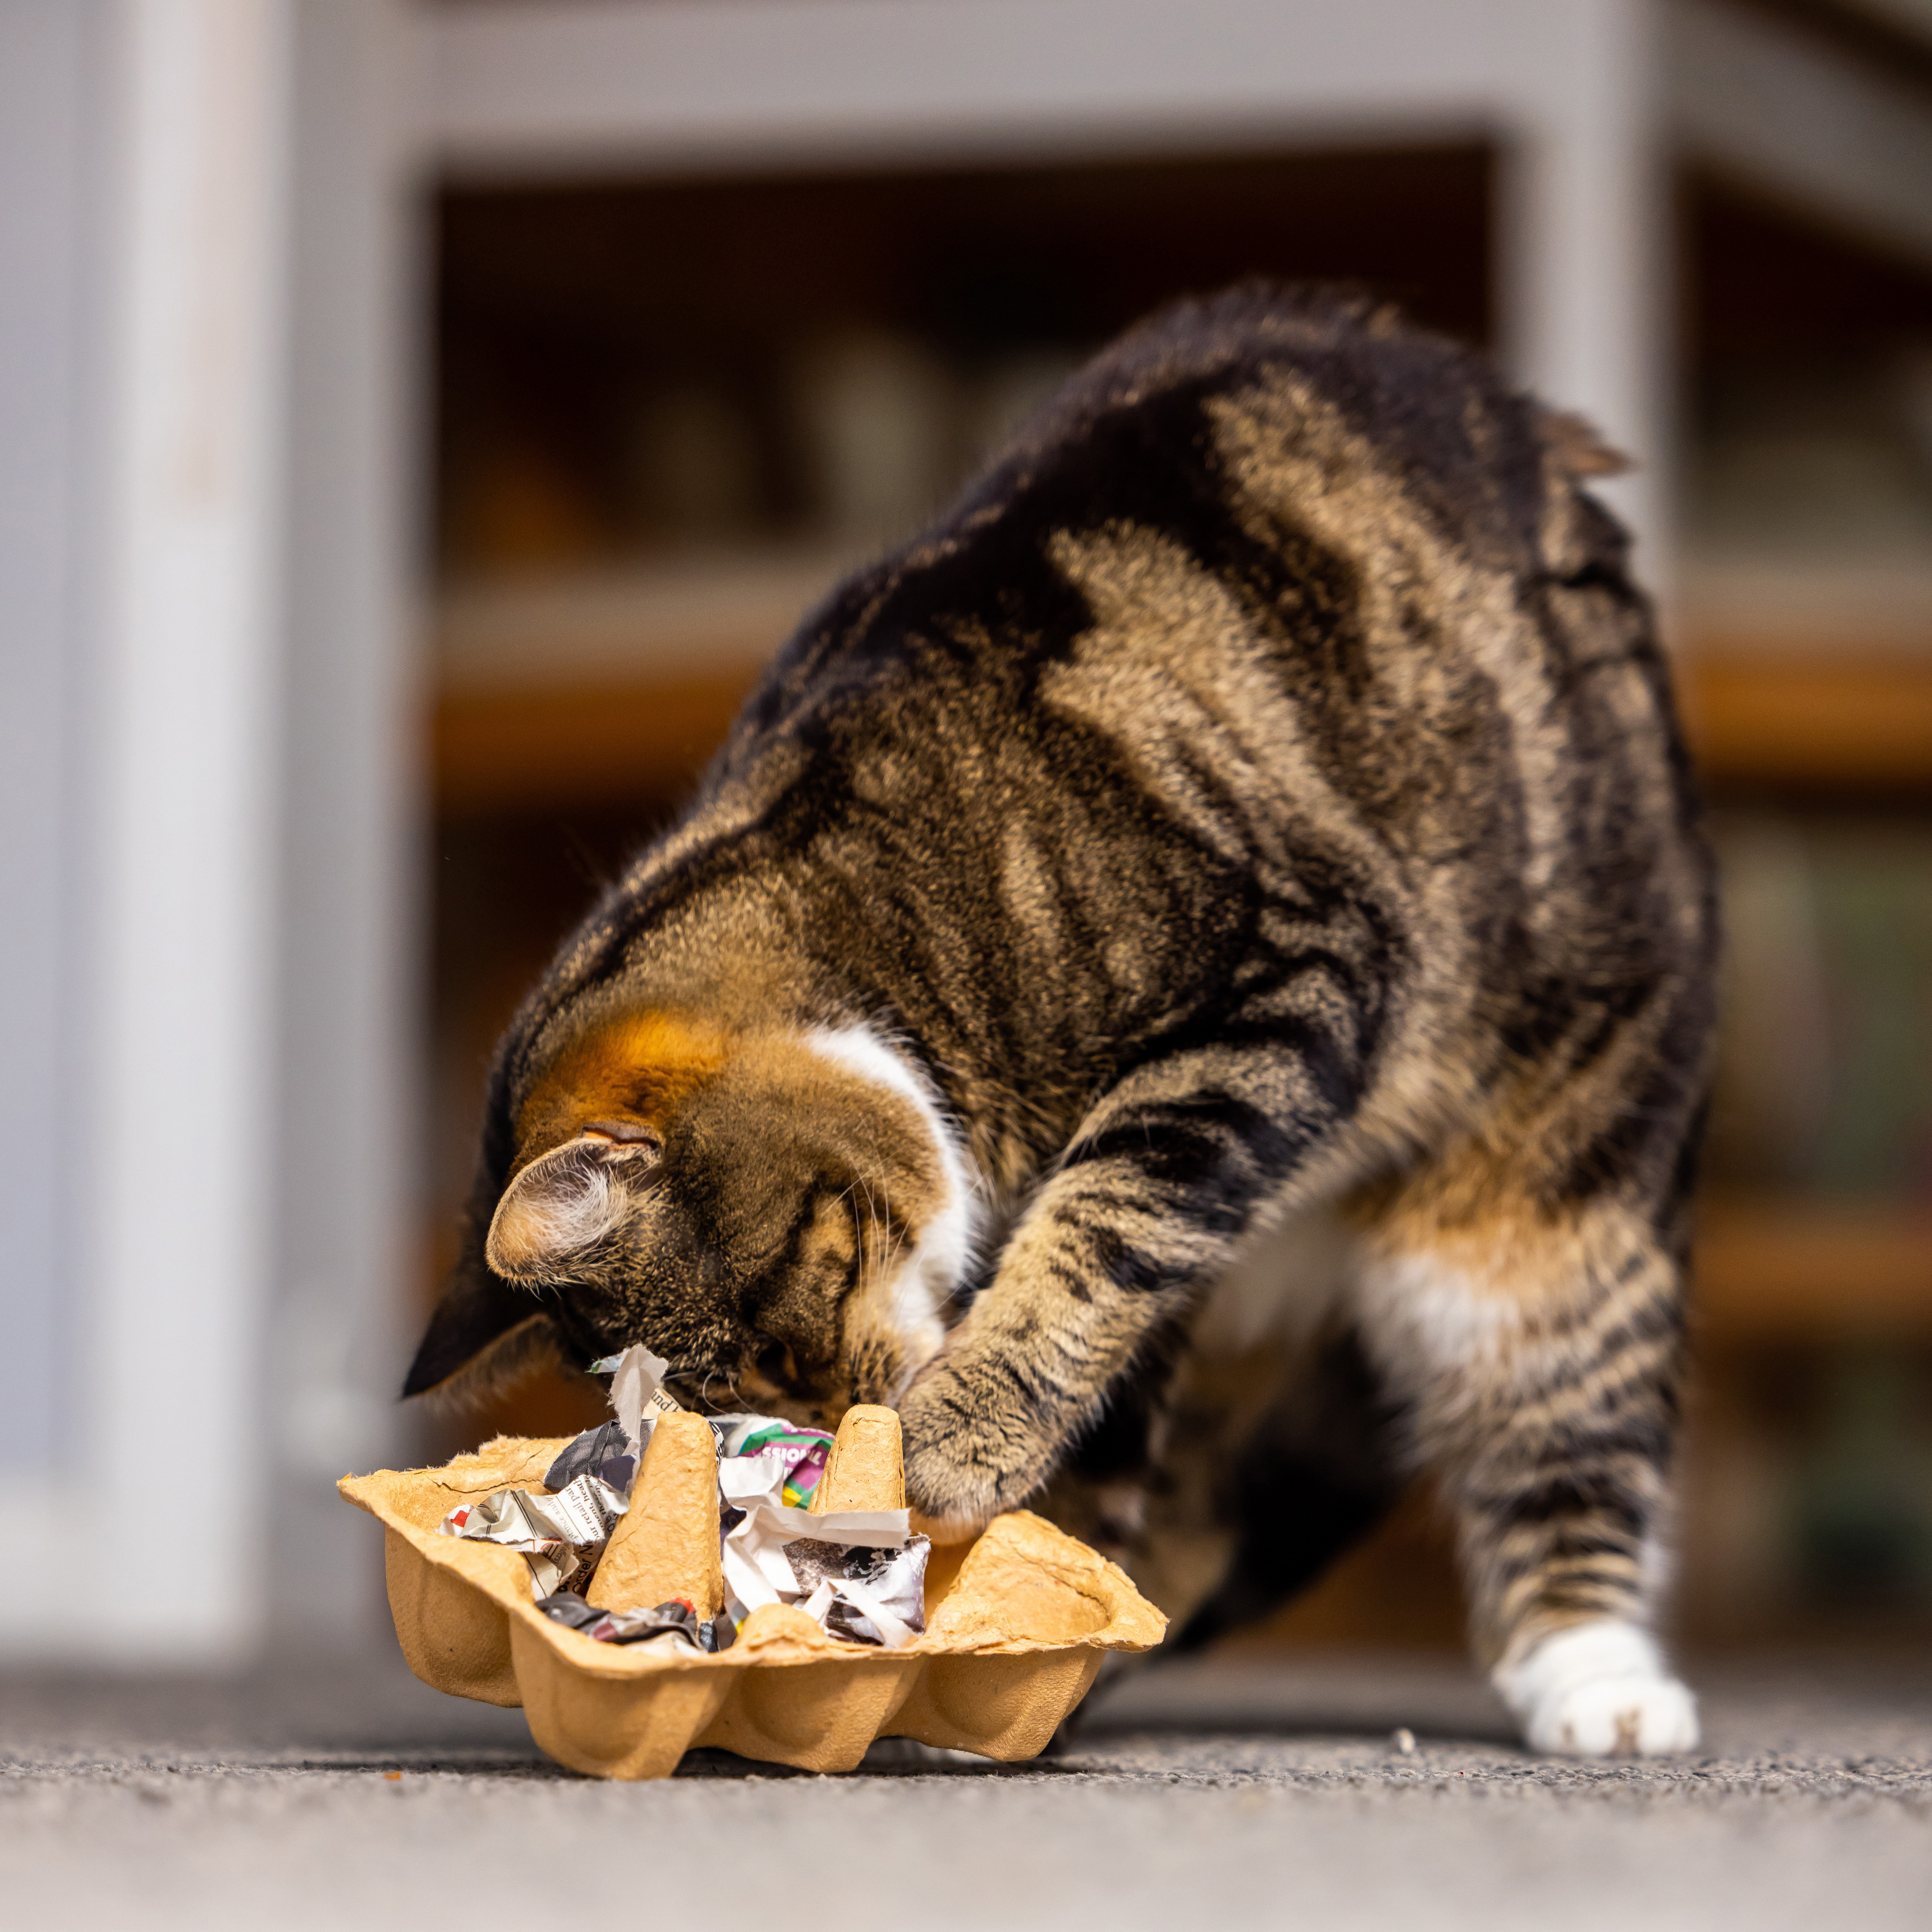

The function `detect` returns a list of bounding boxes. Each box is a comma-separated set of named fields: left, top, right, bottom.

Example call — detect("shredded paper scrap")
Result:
left=438, top=1344, right=929, bottom=1649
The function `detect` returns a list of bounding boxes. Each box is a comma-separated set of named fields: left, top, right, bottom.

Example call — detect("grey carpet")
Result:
left=4, top=1648, right=1928, bottom=1930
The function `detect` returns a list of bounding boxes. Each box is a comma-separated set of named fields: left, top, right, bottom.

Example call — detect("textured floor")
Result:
left=4, top=1647, right=1929, bottom=1931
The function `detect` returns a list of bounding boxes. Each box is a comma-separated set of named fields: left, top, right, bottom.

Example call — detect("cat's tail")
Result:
left=1168, top=1327, right=1404, bottom=1653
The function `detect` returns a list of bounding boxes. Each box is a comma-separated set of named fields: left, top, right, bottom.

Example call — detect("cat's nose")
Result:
left=742, top=1329, right=840, bottom=1422
left=751, top=1332, right=795, bottom=1387
left=747, top=1329, right=824, bottom=1399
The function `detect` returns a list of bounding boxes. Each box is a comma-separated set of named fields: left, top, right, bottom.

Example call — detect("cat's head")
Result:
left=405, top=1013, right=974, bottom=1426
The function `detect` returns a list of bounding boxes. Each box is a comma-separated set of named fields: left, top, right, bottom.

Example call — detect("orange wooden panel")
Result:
left=433, top=655, right=1932, bottom=812
left=1693, top=1196, right=1932, bottom=1339
left=434, top=674, right=754, bottom=814
left=1680, top=653, right=1932, bottom=791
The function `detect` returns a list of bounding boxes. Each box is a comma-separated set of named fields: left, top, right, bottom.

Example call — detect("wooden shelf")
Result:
left=434, top=548, right=852, bottom=696
left=429, top=552, right=1932, bottom=809
left=434, top=654, right=1932, bottom=811
left=1693, top=1196, right=1932, bottom=1339
left=435, top=671, right=756, bottom=813
left=1678, top=653, right=1932, bottom=792
left=431, top=552, right=835, bottom=811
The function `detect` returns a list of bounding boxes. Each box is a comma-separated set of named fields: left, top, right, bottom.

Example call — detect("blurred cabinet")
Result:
left=416, top=1, right=1932, bottom=1641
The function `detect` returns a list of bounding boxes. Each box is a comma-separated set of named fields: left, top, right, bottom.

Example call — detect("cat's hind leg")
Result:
left=1351, top=1189, right=1699, bottom=1757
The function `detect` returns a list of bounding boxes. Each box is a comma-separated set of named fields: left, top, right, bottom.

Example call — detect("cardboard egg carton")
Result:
left=340, top=1404, right=1165, bottom=1779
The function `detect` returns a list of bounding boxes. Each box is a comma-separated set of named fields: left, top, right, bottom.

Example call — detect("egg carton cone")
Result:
left=339, top=1404, right=1165, bottom=1780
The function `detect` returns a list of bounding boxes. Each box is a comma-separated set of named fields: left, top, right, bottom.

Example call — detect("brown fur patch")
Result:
left=514, top=1011, right=729, bottom=1167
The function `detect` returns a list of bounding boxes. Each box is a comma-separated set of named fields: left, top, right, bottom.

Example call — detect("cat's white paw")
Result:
left=1495, top=1619, right=1700, bottom=1757
left=1530, top=1670, right=1700, bottom=1757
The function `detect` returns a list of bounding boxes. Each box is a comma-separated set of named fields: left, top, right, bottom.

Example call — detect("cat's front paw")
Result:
left=1496, top=1619, right=1700, bottom=1757
left=896, top=1355, right=1047, bottom=1542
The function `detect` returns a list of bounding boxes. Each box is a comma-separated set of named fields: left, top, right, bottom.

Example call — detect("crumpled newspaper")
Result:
left=450, top=1343, right=929, bottom=1648
left=438, top=1472, right=625, bottom=1596
left=587, top=1343, right=685, bottom=1458
left=542, top=1419, right=635, bottom=1494
left=787, top=1536, right=930, bottom=1649
left=535, top=1589, right=735, bottom=1653
left=441, top=1344, right=679, bottom=1592
left=716, top=1438, right=928, bottom=1649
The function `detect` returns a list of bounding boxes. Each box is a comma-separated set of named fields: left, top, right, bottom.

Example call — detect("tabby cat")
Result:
left=409, top=286, right=1717, bottom=1757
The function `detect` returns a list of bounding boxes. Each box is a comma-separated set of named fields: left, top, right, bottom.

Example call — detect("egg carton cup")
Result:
left=339, top=1406, right=1165, bottom=1780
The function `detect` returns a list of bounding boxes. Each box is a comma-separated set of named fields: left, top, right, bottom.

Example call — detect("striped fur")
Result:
left=408, top=287, right=1717, bottom=1735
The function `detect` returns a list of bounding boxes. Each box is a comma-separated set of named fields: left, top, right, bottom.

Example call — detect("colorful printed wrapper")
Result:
left=714, top=1416, right=833, bottom=1507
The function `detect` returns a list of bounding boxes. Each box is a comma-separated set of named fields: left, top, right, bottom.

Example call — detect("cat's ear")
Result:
left=484, top=1127, right=662, bottom=1284
left=402, top=1126, right=662, bottom=1400
left=401, top=1261, right=552, bottom=1399
left=1540, top=406, right=1630, bottom=478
